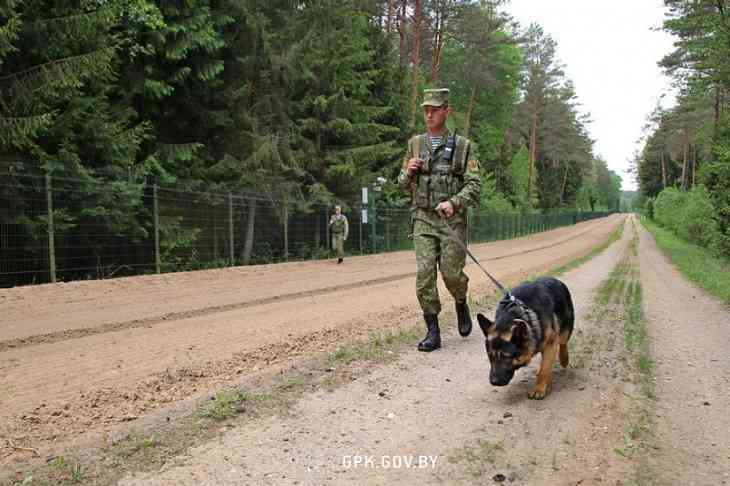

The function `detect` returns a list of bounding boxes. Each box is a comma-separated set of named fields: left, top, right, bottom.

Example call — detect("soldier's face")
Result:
left=423, top=105, right=449, bottom=132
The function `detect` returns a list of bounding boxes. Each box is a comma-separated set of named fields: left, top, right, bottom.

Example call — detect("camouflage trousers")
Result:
left=332, top=234, right=345, bottom=258
left=412, top=209, right=469, bottom=315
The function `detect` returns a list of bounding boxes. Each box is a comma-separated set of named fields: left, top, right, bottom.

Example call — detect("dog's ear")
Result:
left=512, top=319, right=530, bottom=344
left=477, top=313, right=494, bottom=337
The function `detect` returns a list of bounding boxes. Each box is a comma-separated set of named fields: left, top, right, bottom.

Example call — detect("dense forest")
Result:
left=0, top=0, right=624, bottom=283
left=0, top=0, right=622, bottom=207
left=635, top=0, right=730, bottom=259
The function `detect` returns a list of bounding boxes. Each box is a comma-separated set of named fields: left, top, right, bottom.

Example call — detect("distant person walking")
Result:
left=397, top=88, right=482, bottom=352
left=329, top=205, right=349, bottom=264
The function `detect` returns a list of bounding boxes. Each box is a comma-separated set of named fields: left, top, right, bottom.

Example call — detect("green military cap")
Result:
left=421, top=88, right=449, bottom=107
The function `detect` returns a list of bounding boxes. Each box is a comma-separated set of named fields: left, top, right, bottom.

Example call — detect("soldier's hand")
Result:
left=435, top=200, right=455, bottom=219
left=406, top=158, right=424, bottom=176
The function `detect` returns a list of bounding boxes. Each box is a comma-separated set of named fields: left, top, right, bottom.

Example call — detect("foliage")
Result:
left=0, top=0, right=621, bottom=284
left=699, top=132, right=730, bottom=255
left=634, top=1, right=730, bottom=258
left=653, top=186, right=721, bottom=251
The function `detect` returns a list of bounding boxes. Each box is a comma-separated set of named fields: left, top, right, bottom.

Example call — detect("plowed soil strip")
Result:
left=0, top=216, right=617, bottom=350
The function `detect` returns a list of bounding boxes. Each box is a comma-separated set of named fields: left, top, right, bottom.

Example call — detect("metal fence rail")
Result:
left=0, top=172, right=612, bottom=287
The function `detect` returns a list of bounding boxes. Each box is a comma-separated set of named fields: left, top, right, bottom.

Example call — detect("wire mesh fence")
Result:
left=0, top=172, right=612, bottom=287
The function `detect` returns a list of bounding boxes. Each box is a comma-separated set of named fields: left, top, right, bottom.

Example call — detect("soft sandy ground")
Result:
left=637, top=222, right=730, bottom=485
left=119, top=218, right=638, bottom=486
left=0, top=215, right=621, bottom=456
left=5, top=214, right=728, bottom=486
left=119, top=216, right=730, bottom=486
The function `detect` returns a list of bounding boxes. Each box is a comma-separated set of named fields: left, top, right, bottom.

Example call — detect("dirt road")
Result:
left=117, top=216, right=730, bottom=486
left=0, top=215, right=622, bottom=458
left=4, top=213, right=728, bottom=485
left=118, top=215, right=636, bottom=486
left=636, top=222, right=730, bottom=485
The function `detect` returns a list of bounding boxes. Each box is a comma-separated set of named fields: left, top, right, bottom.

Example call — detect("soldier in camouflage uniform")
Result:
left=397, top=88, right=482, bottom=352
left=329, top=205, right=349, bottom=264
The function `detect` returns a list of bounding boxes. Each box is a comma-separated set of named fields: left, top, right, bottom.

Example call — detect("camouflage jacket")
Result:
left=397, top=131, right=482, bottom=214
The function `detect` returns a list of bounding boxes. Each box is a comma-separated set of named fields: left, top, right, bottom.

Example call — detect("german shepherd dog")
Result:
left=476, top=277, right=574, bottom=399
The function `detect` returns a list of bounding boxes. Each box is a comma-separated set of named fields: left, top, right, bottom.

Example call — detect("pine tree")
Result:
left=287, top=0, right=405, bottom=202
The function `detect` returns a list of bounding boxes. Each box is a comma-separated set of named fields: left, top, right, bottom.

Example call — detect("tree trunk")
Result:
left=463, top=84, right=478, bottom=136
left=314, top=210, right=321, bottom=255
left=660, top=149, right=667, bottom=189
left=692, top=144, right=698, bottom=189
left=429, top=6, right=444, bottom=83
left=714, top=84, right=721, bottom=137
left=560, top=163, right=569, bottom=205
left=527, top=111, right=539, bottom=202
left=680, top=128, right=689, bottom=191
left=241, top=199, right=256, bottom=265
left=398, top=0, right=408, bottom=66
left=409, top=0, right=422, bottom=129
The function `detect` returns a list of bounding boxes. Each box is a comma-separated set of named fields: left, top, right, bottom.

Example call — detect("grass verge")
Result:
left=640, top=217, right=730, bottom=305
left=594, top=224, right=656, bottom=484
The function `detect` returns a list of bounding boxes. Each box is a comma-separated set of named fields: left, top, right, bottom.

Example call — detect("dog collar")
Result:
left=505, top=294, right=541, bottom=351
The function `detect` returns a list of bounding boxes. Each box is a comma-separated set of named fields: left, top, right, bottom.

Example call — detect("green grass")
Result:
left=641, top=217, right=730, bottom=305
left=197, top=389, right=271, bottom=421
left=591, top=226, right=656, bottom=483
left=327, top=327, right=421, bottom=366
left=47, top=457, right=85, bottom=484
left=114, top=433, right=162, bottom=459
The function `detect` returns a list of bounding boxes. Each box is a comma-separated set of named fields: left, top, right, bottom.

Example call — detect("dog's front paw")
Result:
left=528, top=385, right=549, bottom=400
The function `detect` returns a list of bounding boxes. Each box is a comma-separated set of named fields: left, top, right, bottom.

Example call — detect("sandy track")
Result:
left=0, top=215, right=622, bottom=462
left=119, top=217, right=636, bottom=486
left=637, top=222, right=730, bottom=485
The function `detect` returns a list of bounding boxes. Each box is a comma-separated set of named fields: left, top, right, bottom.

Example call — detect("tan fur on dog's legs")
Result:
left=529, top=338, right=559, bottom=400
left=559, top=331, right=570, bottom=368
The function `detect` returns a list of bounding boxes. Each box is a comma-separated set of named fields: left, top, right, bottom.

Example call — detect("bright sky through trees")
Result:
left=506, top=0, right=677, bottom=189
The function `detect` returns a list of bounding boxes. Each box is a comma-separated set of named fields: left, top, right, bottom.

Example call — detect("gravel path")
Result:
left=120, top=218, right=637, bottom=486
left=637, top=220, right=730, bottom=486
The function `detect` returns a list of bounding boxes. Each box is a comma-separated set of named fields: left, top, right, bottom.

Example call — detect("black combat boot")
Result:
left=418, top=314, right=441, bottom=352
left=337, top=258, right=343, bottom=264
left=456, top=301, right=472, bottom=337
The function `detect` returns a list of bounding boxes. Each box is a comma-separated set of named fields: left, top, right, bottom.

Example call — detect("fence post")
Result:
left=283, top=196, right=289, bottom=261
left=325, top=206, right=330, bottom=259
left=385, top=209, right=390, bottom=251
left=371, top=198, right=376, bottom=254
left=228, top=192, right=234, bottom=265
left=359, top=205, right=363, bottom=255
left=153, top=184, right=161, bottom=274
left=45, top=171, right=57, bottom=283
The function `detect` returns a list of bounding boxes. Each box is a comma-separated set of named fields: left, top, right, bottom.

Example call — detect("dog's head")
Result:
left=477, top=305, right=535, bottom=386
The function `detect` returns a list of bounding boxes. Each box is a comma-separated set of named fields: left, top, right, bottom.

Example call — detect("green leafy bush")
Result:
left=653, top=187, right=685, bottom=233
left=700, top=142, right=730, bottom=258
left=653, top=186, right=721, bottom=252
left=643, top=197, right=654, bottom=220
